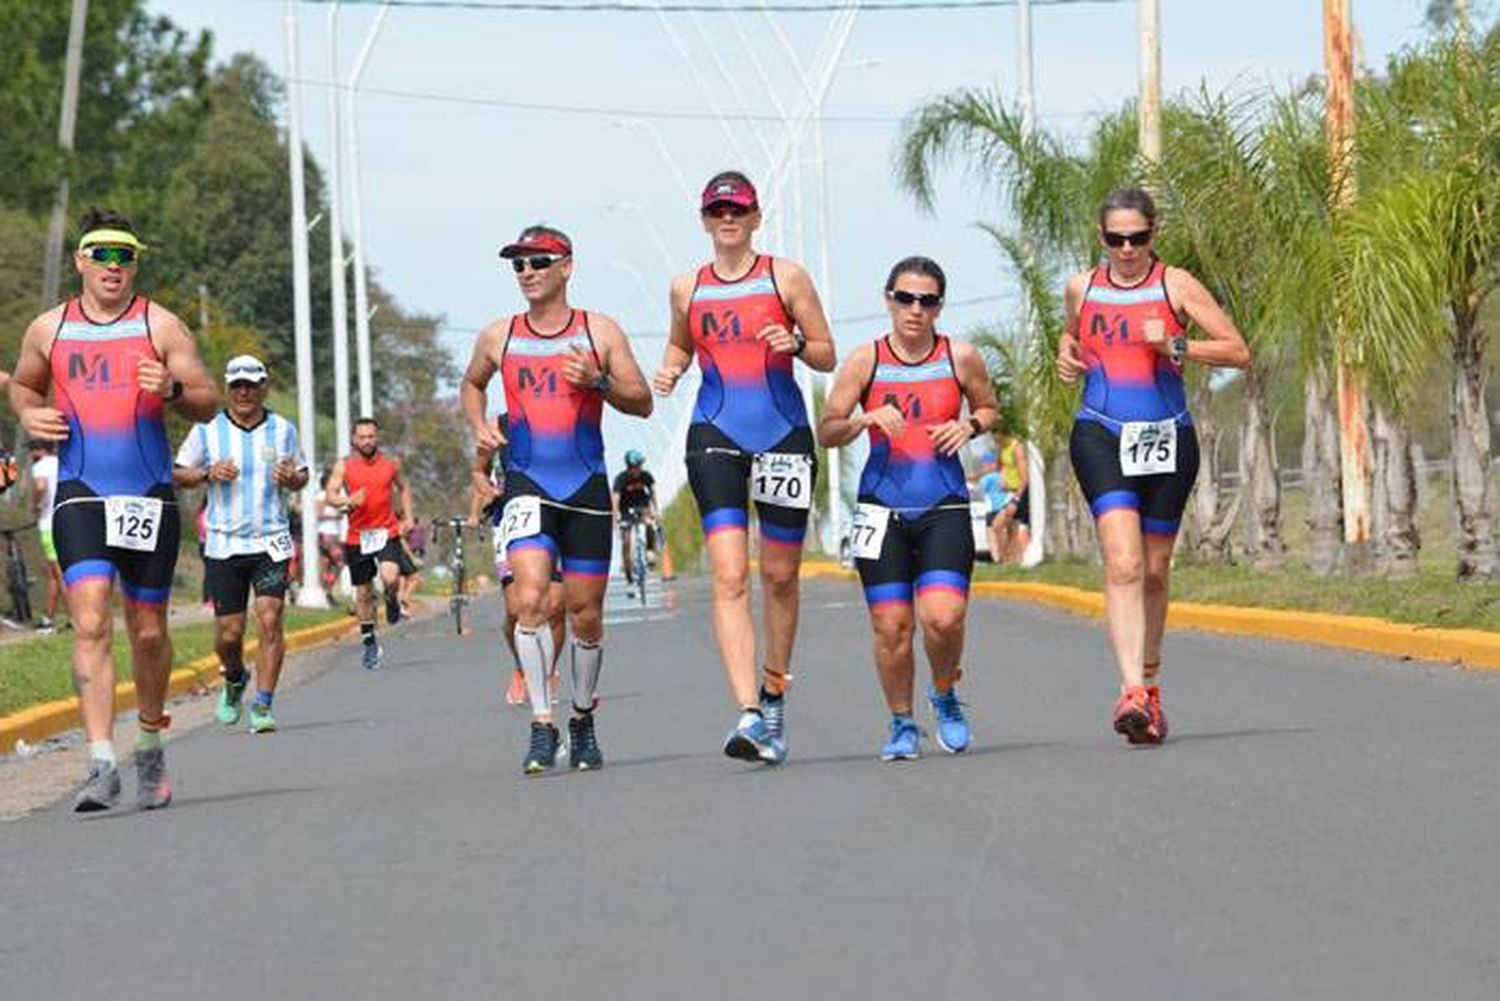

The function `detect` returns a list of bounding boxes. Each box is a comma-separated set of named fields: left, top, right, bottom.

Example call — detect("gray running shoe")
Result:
left=568, top=712, right=603, bottom=771
left=761, top=690, right=787, bottom=747
left=361, top=641, right=381, bottom=671
left=135, top=747, right=173, bottom=810
left=73, top=760, right=121, bottom=813
left=524, top=722, right=562, bottom=776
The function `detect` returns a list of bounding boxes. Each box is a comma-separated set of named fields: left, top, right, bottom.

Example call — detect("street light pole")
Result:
left=1138, top=0, right=1162, bottom=169
left=38, top=0, right=89, bottom=313
left=347, top=3, right=390, bottom=420
left=286, top=0, right=327, bottom=608
left=326, top=1, right=352, bottom=456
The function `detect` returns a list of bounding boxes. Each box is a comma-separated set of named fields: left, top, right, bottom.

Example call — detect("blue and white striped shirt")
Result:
left=175, top=410, right=307, bottom=559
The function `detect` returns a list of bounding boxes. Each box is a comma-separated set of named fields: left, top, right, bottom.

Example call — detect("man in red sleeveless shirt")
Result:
left=9, top=208, right=219, bottom=812
left=326, top=418, right=415, bottom=670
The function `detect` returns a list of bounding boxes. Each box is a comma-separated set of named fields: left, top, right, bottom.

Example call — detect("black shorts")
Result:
left=1014, top=488, right=1031, bottom=527
left=501, top=472, right=612, bottom=581
left=206, top=552, right=290, bottom=615
left=685, top=422, right=816, bottom=549
left=53, top=480, right=181, bottom=606
left=855, top=503, right=974, bottom=609
left=1070, top=418, right=1200, bottom=537
left=343, top=538, right=416, bottom=587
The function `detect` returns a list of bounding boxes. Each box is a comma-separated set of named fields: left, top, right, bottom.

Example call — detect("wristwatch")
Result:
left=1169, top=335, right=1189, bottom=364
left=165, top=378, right=184, bottom=402
left=968, top=416, right=986, bottom=439
left=792, top=330, right=808, bottom=356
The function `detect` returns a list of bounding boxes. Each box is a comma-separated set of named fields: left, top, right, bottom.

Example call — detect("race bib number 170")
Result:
left=104, top=496, right=163, bottom=553
left=750, top=453, right=813, bottom=510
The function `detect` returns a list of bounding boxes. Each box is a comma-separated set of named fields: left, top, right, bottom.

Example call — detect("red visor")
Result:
left=499, top=226, right=573, bottom=259
left=700, top=177, right=758, bottom=211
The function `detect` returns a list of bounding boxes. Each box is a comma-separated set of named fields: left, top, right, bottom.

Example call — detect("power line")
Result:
left=290, top=74, right=1101, bottom=126
left=305, top=0, right=1127, bottom=12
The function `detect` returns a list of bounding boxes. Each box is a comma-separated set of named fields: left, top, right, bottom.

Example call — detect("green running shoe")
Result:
left=217, top=676, right=247, bottom=725
left=249, top=702, right=276, bottom=734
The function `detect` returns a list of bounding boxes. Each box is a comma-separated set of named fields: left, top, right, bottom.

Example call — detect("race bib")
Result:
left=500, top=495, right=542, bottom=550
left=104, top=496, right=163, bottom=553
left=751, top=453, right=813, bottom=510
left=849, top=503, right=891, bottom=561
left=1119, top=419, right=1178, bottom=477
left=359, top=528, right=389, bottom=555
left=264, top=530, right=295, bottom=562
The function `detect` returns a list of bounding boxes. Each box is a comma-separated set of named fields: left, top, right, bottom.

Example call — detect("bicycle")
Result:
left=435, top=516, right=471, bottom=636
left=1, top=523, right=35, bottom=626
left=620, top=512, right=650, bottom=607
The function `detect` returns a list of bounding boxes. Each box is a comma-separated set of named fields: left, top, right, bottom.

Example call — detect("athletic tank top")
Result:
left=1076, top=259, right=1190, bottom=429
left=344, top=452, right=400, bottom=544
left=500, top=311, right=605, bottom=501
left=858, top=335, right=968, bottom=516
left=687, top=255, right=807, bottom=453
left=49, top=296, right=172, bottom=495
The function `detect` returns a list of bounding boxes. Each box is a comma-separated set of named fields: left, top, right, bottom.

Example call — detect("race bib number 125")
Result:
left=104, top=496, right=163, bottom=553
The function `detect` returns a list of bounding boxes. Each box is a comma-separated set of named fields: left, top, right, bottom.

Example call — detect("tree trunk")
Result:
left=1189, top=381, right=1236, bottom=563
left=1240, top=366, right=1286, bottom=570
left=1451, top=312, right=1498, bottom=580
left=1045, top=452, right=1073, bottom=558
left=1302, top=363, right=1343, bottom=574
left=1372, top=403, right=1419, bottom=579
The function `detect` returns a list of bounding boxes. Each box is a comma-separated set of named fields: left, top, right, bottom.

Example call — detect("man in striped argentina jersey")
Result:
left=173, top=355, right=309, bottom=733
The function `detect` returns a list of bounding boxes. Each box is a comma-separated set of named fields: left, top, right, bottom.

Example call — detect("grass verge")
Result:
left=0, top=607, right=347, bottom=718
left=973, top=560, right=1500, bottom=632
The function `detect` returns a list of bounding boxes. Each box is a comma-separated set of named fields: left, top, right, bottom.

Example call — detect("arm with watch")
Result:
left=142, top=307, right=221, bottom=420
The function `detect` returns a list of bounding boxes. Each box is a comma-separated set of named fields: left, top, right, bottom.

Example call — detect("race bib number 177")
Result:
left=848, top=503, right=890, bottom=561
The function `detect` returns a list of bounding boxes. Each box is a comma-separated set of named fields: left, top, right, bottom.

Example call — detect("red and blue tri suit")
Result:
left=48, top=295, right=180, bottom=604
left=1069, top=258, right=1200, bottom=537
left=499, top=310, right=612, bottom=580
left=855, top=335, right=974, bottom=610
left=684, top=255, right=816, bottom=548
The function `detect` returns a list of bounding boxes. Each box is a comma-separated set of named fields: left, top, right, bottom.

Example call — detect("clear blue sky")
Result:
left=150, top=0, right=1436, bottom=474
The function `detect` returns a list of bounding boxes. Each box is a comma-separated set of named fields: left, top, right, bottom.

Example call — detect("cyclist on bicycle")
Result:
left=613, top=450, right=659, bottom=591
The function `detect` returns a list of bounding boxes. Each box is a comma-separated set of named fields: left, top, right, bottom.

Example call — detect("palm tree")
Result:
left=1337, top=28, right=1500, bottom=581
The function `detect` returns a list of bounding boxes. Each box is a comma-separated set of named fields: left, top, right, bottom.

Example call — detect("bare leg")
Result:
left=915, top=589, right=967, bottom=692
left=214, top=611, right=248, bottom=678
left=870, top=603, right=916, bottom=715
left=758, top=537, right=804, bottom=696
left=121, top=599, right=173, bottom=725
left=1095, top=509, right=1147, bottom=690
left=67, top=579, right=117, bottom=743
left=253, top=594, right=287, bottom=693
left=705, top=529, right=758, bottom=709
left=1142, top=534, right=1176, bottom=674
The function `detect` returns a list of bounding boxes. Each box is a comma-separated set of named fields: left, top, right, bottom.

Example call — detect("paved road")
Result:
left=3, top=576, right=1499, bottom=1000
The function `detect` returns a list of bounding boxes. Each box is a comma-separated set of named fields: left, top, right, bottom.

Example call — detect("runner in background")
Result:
left=28, top=441, right=62, bottom=632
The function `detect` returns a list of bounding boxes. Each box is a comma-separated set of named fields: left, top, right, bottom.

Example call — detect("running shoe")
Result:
left=37, top=617, right=55, bottom=635
left=928, top=685, right=970, bottom=754
left=1113, top=686, right=1154, bottom=744
left=1143, top=685, right=1168, bottom=744
left=722, top=710, right=785, bottom=765
left=524, top=721, right=562, bottom=775
left=361, top=641, right=381, bottom=671
left=505, top=669, right=527, bottom=706
left=217, top=674, right=248, bottom=725
left=761, top=690, right=787, bottom=747
left=880, top=715, right=921, bottom=762
left=73, top=760, right=121, bottom=813
left=249, top=702, right=276, bottom=735
left=568, top=713, right=603, bottom=771
left=135, top=747, right=172, bottom=810
left=385, top=591, right=402, bottom=625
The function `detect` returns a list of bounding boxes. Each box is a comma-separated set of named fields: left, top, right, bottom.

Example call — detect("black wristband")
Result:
left=792, top=330, right=808, bottom=356
left=166, top=379, right=184, bottom=402
left=968, top=416, right=985, bottom=439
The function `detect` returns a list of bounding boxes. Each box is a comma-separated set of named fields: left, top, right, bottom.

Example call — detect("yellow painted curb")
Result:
left=0, top=616, right=356, bottom=755
left=800, top=560, right=1500, bottom=671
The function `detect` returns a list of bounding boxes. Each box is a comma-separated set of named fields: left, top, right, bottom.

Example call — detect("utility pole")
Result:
left=1325, top=0, right=1372, bottom=568
left=326, top=1, right=352, bottom=456
left=1138, top=0, right=1162, bottom=169
left=39, top=0, right=89, bottom=311
left=347, top=3, right=390, bottom=420
left=287, top=0, right=328, bottom=608
left=1018, top=0, right=1035, bottom=138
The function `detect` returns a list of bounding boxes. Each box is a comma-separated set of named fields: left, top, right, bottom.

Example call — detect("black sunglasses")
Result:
left=511, top=254, right=566, bottom=273
left=1102, top=229, right=1153, bottom=248
left=888, top=289, right=943, bottom=309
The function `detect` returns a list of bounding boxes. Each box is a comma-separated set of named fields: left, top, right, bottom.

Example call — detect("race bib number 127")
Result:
left=500, top=495, right=542, bottom=550
left=104, top=496, right=163, bottom=553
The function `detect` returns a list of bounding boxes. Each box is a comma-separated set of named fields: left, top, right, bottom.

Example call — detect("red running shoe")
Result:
left=1143, top=685, right=1168, bottom=744
left=1112, top=685, right=1154, bottom=744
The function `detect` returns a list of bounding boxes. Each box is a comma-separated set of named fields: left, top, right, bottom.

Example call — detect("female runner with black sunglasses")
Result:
left=1056, top=187, right=1250, bottom=745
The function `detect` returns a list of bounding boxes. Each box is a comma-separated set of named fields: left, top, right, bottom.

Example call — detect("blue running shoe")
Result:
left=928, top=685, right=970, bottom=753
left=880, top=715, right=921, bottom=761
left=722, top=710, right=785, bottom=765
left=361, top=641, right=381, bottom=671
left=761, top=689, right=786, bottom=747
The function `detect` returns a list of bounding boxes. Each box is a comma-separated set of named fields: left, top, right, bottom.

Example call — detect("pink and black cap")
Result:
left=700, top=173, right=759, bottom=212
left=499, top=224, right=573, bottom=259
